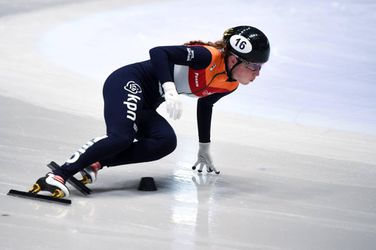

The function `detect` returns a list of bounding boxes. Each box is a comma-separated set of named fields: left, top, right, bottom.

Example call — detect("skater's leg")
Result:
left=101, top=110, right=177, bottom=166
left=53, top=69, right=144, bottom=180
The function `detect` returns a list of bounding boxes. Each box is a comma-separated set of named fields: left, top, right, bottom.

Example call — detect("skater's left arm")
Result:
left=192, top=91, right=234, bottom=174
left=149, top=45, right=212, bottom=120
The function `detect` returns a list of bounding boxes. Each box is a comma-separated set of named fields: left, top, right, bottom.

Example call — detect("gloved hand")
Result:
left=192, top=142, right=220, bottom=174
left=162, top=81, right=182, bottom=120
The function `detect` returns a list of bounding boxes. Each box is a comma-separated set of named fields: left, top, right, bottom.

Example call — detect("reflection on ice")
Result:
left=170, top=165, right=223, bottom=243
left=171, top=168, right=198, bottom=227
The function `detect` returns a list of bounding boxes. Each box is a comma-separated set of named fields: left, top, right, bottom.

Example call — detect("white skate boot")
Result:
left=80, top=162, right=102, bottom=185
left=30, top=173, right=70, bottom=198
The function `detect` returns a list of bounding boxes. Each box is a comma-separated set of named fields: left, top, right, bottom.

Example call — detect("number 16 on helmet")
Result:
left=223, top=26, right=270, bottom=64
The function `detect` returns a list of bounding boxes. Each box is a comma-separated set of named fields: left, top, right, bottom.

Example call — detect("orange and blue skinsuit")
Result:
left=53, top=45, right=239, bottom=180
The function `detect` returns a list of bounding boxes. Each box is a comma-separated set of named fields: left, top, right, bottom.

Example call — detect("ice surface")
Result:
left=0, top=0, right=376, bottom=249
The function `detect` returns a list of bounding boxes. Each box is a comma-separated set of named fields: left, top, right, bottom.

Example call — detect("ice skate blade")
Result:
left=7, top=189, right=71, bottom=205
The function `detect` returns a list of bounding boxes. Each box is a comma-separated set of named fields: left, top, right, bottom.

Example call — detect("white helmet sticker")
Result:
left=230, top=35, right=252, bottom=53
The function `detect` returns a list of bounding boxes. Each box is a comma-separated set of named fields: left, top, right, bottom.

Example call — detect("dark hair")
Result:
left=184, top=40, right=226, bottom=50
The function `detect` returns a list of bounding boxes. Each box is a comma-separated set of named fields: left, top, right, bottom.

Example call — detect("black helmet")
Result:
left=223, top=26, right=270, bottom=63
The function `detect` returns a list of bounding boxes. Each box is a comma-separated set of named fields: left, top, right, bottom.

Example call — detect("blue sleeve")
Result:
left=149, top=45, right=212, bottom=84
left=197, top=91, right=234, bottom=143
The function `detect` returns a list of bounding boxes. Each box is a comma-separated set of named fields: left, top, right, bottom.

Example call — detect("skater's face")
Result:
left=227, top=55, right=262, bottom=85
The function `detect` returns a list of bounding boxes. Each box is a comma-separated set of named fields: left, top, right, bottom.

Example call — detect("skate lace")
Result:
left=91, top=162, right=102, bottom=174
left=53, top=175, right=65, bottom=184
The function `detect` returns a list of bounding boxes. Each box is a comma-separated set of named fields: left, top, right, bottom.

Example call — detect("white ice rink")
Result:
left=1, top=0, right=376, bottom=249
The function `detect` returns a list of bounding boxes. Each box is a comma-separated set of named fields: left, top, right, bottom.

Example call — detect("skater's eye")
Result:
left=233, top=54, right=263, bottom=71
left=239, top=59, right=262, bottom=71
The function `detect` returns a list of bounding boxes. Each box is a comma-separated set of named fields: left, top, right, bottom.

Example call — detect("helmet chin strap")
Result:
left=225, top=55, right=242, bottom=82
